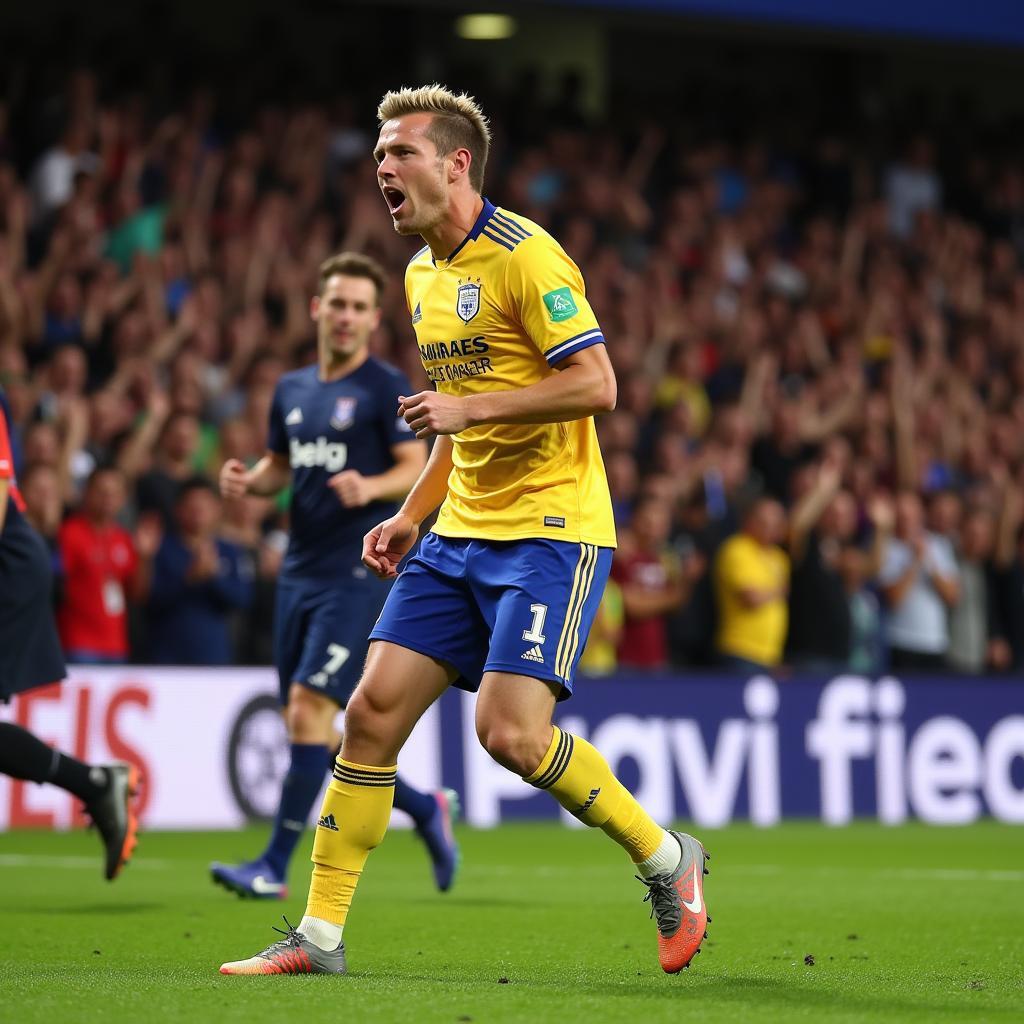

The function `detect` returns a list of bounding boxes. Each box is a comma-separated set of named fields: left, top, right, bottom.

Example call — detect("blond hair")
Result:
left=377, top=84, right=491, bottom=193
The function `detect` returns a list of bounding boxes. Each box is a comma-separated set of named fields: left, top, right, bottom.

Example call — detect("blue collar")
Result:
left=436, top=197, right=495, bottom=265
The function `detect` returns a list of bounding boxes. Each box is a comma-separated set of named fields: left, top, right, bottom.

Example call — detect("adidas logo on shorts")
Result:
left=521, top=645, right=544, bottom=664
left=317, top=813, right=340, bottom=831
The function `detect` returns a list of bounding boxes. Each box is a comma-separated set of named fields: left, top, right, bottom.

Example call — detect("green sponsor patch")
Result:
left=542, top=286, right=578, bottom=322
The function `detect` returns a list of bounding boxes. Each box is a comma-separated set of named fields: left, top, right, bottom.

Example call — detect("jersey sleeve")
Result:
left=505, top=234, right=605, bottom=367
left=266, top=381, right=288, bottom=456
left=381, top=369, right=418, bottom=446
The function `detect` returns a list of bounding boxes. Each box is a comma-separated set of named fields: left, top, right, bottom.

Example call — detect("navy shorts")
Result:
left=0, top=519, right=66, bottom=702
left=273, top=569, right=392, bottom=707
left=369, top=533, right=612, bottom=700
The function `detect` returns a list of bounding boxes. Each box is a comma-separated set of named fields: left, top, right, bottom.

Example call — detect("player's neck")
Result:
left=422, top=192, right=484, bottom=261
left=318, top=345, right=369, bottom=382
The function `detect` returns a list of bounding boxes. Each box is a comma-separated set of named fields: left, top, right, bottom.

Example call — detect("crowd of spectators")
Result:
left=2, top=62, right=1023, bottom=675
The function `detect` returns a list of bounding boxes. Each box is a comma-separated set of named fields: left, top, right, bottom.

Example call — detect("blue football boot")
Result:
left=211, top=857, right=288, bottom=900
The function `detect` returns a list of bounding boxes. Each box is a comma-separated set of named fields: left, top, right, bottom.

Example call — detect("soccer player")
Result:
left=219, top=86, right=709, bottom=978
left=0, top=389, right=139, bottom=881
left=210, top=252, right=459, bottom=901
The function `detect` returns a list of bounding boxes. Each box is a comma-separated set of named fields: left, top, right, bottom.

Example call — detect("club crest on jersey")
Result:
left=456, top=278, right=481, bottom=323
left=330, top=397, right=357, bottom=431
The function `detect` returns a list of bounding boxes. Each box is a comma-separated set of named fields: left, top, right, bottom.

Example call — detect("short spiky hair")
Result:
left=377, top=84, right=491, bottom=193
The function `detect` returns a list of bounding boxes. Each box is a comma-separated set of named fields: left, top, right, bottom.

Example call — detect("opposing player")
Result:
left=0, top=389, right=139, bottom=881
left=220, top=86, right=709, bottom=978
left=211, top=252, right=459, bottom=900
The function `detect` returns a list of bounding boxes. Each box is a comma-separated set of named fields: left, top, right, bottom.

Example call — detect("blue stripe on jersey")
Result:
left=482, top=228, right=517, bottom=252
left=545, top=329, right=605, bottom=366
left=443, top=198, right=497, bottom=264
left=492, top=211, right=531, bottom=239
left=484, top=220, right=524, bottom=247
left=409, top=244, right=429, bottom=263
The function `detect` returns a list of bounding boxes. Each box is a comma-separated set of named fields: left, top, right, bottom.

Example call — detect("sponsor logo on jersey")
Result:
left=285, top=407, right=304, bottom=425
left=411, top=302, right=422, bottom=324
left=456, top=279, right=481, bottom=322
left=289, top=436, right=348, bottom=472
left=543, top=286, right=578, bottom=322
left=330, top=397, right=357, bottom=431
left=418, top=337, right=488, bottom=361
left=544, top=516, right=566, bottom=528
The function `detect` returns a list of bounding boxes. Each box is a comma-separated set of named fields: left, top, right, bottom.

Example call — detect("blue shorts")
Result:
left=369, top=533, right=612, bottom=700
left=273, top=570, right=392, bottom=707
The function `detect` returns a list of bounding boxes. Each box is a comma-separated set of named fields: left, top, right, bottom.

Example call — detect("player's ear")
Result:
left=310, top=295, right=321, bottom=322
left=448, top=147, right=472, bottom=185
left=371, top=307, right=382, bottom=331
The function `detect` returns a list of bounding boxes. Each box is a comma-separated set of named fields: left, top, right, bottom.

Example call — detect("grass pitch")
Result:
left=1, top=821, right=1022, bottom=1023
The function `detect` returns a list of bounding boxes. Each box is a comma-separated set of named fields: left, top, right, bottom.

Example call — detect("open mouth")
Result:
left=383, top=187, right=406, bottom=214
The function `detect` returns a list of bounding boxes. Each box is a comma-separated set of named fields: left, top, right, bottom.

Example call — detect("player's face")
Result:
left=312, top=274, right=381, bottom=362
left=374, top=113, right=448, bottom=236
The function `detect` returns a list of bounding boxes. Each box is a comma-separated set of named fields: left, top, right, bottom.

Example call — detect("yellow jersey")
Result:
left=714, top=533, right=790, bottom=666
left=406, top=199, right=616, bottom=548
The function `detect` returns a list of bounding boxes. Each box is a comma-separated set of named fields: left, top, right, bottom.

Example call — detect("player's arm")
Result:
left=400, top=234, right=617, bottom=436
left=398, top=346, right=614, bottom=436
left=220, top=450, right=291, bottom=499
left=224, top=380, right=292, bottom=499
left=362, top=436, right=453, bottom=578
left=327, top=441, right=427, bottom=508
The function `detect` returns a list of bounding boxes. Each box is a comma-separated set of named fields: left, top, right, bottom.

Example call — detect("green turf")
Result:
left=1, top=821, right=1022, bottom=1023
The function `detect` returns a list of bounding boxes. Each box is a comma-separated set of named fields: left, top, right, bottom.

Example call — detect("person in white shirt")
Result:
left=878, top=491, right=960, bottom=670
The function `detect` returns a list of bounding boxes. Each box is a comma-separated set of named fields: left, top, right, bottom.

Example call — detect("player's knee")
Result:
left=285, top=685, right=336, bottom=744
left=477, top=720, right=549, bottom=778
left=342, top=686, right=387, bottom=748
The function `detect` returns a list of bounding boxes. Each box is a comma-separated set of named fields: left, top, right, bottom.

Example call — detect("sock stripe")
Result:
left=334, top=760, right=398, bottom=777
left=531, top=729, right=575, bottom=790
left=332, top=773, right=396, bottom=788
left=333, top=765, right=397, bottom=787
left=333, top=764, right=397, bottom=776
left=528, top=729, right=569, bottom=789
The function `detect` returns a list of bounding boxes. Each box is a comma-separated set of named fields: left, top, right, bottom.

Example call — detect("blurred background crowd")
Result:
left=2, top=2, right=1023, bottom=676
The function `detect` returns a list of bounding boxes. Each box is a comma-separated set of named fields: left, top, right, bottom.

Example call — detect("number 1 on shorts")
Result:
left=522, top=602, right=548, bottom=644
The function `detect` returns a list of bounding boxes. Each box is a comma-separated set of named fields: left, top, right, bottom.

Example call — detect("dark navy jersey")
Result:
left=268, top=358, right=417, bottom=580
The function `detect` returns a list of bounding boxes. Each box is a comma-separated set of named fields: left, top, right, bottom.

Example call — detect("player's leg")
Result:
left=219, top=536, right=481, bottom=975
left=255, top=683, right=338, bottom=888
left=400, top=779, right=461, bottom=892
left=475, top=674, right=709, bottom=972
left=219, top=640, right=453, bottom=974
left=474, top=539, right=709, bottom=973
left=300, top=640, right=454, bottom=939
left=212, top=578, right=328, bottom=898
left=0, top=530, right=140, bottom=882
left=0, top=721, right=139, bottom=880
left=475, top=673, right=674, bottom=866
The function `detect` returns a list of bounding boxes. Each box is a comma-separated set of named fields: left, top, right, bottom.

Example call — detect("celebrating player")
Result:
left=220, top=86, right=709, bottom=977
left=210, top=252, right=459, bottom=900
left=0, top=389, right=139, bottom=881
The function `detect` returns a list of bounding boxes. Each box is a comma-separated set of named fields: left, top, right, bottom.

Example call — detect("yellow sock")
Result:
left=525, top=726, right=664, bottom=863
left=304, top=758, right=397, bottom=926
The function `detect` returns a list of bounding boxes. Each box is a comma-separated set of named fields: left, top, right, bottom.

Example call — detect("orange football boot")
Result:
left=638, top=831, right=710, bottom=974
